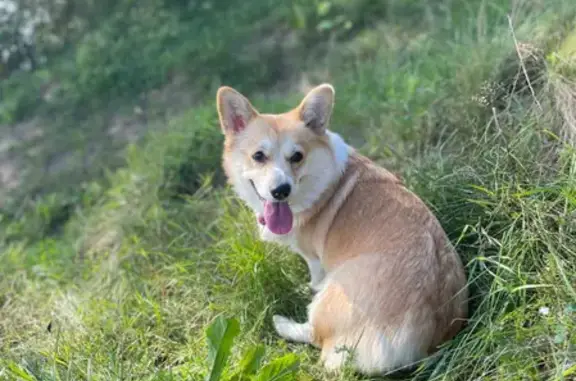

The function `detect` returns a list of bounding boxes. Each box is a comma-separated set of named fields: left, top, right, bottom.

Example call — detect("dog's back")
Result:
left=297, top=153, right=468, bottom=373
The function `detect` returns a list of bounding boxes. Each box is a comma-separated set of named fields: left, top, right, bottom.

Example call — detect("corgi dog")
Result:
left=216, top=84, right=468, bottom=375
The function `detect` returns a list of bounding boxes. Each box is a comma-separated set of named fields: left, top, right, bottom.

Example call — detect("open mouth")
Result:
left=249, top=180, right=293, bottom=235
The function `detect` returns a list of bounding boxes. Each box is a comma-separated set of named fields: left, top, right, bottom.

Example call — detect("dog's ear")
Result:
left=216, top=86, right=259, bottom=135
left=297, top=84, right=335, bottom=135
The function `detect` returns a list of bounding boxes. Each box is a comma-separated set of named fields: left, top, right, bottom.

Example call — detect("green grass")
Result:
left=2, top=0, right=576, bottom=380
left=0, top=0, right=386, bottom=202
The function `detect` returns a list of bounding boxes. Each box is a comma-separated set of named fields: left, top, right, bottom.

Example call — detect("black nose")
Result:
left=271, top=183, right=291, bottom=201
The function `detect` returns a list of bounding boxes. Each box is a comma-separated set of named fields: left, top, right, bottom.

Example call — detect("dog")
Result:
left=216, top=83, right=468, bottom=375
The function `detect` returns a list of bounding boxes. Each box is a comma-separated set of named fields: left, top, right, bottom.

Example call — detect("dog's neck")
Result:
left=290, top=152, right=402, bottom=267
left=294, top=152, right=362, bottom=228
left=292, top=131, right=352, bottom=225
left=294, top=150, right=403, bottom=229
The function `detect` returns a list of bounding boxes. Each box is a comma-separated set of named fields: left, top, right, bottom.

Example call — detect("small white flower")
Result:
left=539, top=306, right=550, bottom=316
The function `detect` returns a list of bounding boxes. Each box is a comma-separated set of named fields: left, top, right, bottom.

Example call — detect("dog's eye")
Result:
left=252, top=151, right=266, bottom=163
left=289, top=152, right=304, bottom=164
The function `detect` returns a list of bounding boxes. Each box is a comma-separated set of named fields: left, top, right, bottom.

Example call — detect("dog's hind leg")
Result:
left=273, top=315, right=314, bottom=344
left=321, top=338, right=350, bottom=372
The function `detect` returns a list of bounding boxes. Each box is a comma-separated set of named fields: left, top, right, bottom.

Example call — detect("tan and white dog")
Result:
left=216, top=84, right=468, bottom=375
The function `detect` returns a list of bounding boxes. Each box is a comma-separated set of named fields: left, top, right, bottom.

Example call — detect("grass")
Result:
left=0, top=0, right=391, bottom=201
left=2, top=0, right=576, bottom=380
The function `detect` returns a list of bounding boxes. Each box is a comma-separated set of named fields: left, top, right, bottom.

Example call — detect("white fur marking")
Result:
left=326, top=130, right=350, bottom=174
left=289, top=130, right=350, bottom=214
left=280, top=138, right=299, bottom=157
left=271, top=166, right=291, bottom=188
left=273, top=315, right=312, bottom=343
left=306, top=258, right=325, bottom=291
left=323, top=345, right=350, bottom=372
left=258, top=139, right=273, bottom=154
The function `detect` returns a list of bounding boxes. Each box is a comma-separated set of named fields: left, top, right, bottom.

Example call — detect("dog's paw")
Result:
left=272, top=315, right=312, bottom=343
left=272, top=315, right=292, bottom=335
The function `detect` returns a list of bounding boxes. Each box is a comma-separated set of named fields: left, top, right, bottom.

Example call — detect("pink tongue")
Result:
left=263, top=201, right=293, bottom=235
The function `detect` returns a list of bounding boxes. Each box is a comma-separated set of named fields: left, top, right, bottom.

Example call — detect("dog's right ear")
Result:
left=216, top=86, right=259, bottom=135
left=297, top=84, right=335, bottom=135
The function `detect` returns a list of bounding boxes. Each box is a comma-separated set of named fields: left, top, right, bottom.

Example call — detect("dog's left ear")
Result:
left=216, top=86, right=259, bottom=135
left=297, top=84, right=335, bottom=135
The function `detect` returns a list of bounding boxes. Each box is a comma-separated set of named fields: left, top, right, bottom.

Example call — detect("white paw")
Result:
left=272, top=315, right=292, bottom=337
left=272, top=315, right=312, bottom=343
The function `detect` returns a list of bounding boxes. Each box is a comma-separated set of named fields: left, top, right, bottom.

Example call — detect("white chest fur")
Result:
left=258, top=220, right=301, bottom=253
left=258, top=219, right=325, bottom=290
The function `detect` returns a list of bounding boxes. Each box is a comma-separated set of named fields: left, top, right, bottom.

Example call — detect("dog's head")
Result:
left=216, top=84, right=349, bottom=235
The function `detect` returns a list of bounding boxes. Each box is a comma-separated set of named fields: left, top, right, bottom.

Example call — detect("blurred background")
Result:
left=0, top=0, right=395, bottom=204
left=1, top=0, right=576, bottom=380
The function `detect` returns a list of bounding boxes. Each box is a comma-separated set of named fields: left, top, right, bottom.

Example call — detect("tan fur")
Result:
left=216, top=84, right=468, bottom=375
left=301, top=153, right=467, bottom=338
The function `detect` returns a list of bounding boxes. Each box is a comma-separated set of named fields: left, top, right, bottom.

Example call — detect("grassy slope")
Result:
left=0, top=0, right=328, bottom=202
left=2, top=0, right=576, bottom=380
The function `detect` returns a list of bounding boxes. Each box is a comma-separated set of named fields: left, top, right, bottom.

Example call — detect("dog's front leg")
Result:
left=305, top=258, right=325, bottom=292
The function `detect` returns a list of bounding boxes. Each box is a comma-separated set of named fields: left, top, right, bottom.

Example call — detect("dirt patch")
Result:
left=107, top=114, right=145, bottom=144
left=0, top=73, right=205, bottom=206
left=0, top=136, right=18, bottom=154
left=0, top=162, right=18, bottom=190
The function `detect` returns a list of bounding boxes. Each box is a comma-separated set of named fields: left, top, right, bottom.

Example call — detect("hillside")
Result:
left=1, top=0, right=576, bottom=380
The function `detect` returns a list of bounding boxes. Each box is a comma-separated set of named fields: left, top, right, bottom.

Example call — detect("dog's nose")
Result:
left=271, top=183, right=291, bottom=201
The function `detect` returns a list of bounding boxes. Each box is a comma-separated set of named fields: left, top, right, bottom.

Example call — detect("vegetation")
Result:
left=1, top=0, right=576, bottom=379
